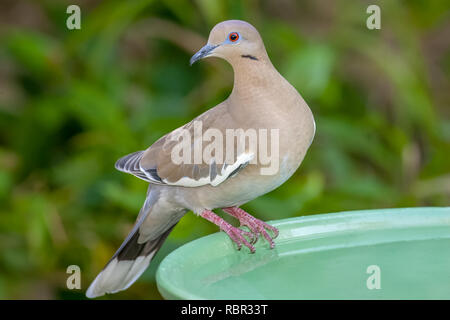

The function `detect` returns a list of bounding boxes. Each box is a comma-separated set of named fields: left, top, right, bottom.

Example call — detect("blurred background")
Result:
left=0, top=0, right=448, bottom=299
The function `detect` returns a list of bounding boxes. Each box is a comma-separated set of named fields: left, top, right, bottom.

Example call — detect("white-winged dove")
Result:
left=86, top=20, right=315, bottom=298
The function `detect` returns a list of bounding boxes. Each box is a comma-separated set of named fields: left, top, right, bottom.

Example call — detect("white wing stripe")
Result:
left=162, top=153, right=254, bottom=187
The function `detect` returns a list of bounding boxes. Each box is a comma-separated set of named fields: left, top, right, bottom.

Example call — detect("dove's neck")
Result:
left=227, top=54, right=311, bottom=133
left=230, top=57, right=280, bottom=98
left=228, top=56, right=298, bottom=113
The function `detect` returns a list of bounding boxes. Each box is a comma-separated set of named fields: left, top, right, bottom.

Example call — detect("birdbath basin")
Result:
left=156, top=207, right=450, bottom=299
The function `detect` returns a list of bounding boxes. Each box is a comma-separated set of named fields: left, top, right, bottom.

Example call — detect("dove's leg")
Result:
left=200, top=209, right=256, bottom=253
left=222, top=207, right=279, bottom=249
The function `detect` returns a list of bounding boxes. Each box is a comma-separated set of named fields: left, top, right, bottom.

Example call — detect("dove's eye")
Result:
left=228, top=32, right=239, bottom=42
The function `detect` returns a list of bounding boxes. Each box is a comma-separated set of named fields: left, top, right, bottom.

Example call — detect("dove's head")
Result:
left=190, top=20, right=268, bottom=66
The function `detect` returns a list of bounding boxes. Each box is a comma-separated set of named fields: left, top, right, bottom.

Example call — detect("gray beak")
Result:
left=190, top=44, right=218, bottom=65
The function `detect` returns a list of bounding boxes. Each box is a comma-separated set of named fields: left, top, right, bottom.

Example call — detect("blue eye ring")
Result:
left=228, top=32, right=239, bottom=42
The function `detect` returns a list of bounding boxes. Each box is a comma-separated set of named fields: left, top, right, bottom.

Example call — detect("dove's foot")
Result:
left=223, top=207, right=279, bottom=249
left=201, top=209, right=256, bottom=253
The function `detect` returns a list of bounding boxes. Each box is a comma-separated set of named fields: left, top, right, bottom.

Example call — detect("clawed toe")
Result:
left=202, top=208, right=279, bottom=253
left=247, top=220, right=278, bottom=249
left=227, top=227, right=256, bottom=253
left=223, top=207, right=279, bottom=250
left=241, top=226, right=258, bottom=244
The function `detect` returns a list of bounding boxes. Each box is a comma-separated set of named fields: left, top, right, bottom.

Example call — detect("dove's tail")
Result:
left=86, top=189, right=183, bottom=298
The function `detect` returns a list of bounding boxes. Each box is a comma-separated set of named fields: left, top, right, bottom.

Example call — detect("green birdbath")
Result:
left=156, top=207, right=450, bottom=299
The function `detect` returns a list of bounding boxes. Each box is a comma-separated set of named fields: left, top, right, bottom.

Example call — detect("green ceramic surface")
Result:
left=156, top=207, right=450, bottom=299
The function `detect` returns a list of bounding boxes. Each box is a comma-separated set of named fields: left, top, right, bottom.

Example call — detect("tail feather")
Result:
left=86, top=223, right=177, bottom=298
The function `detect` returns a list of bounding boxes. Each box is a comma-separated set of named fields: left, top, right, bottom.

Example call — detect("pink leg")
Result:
left=201, top=210, right=256, bottom=253
left=222, top=207, right=279, bottom=249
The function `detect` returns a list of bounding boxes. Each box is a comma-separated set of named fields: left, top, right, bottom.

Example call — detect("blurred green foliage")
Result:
left=0, top=0, right=449, bottom=299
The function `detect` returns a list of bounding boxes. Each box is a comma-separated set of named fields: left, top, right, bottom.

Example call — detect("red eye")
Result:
left=229, top=32, right=239, bottom=42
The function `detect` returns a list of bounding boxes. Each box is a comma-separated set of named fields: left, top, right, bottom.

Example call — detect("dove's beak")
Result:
left=190, top=44, right=219, bottom=65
